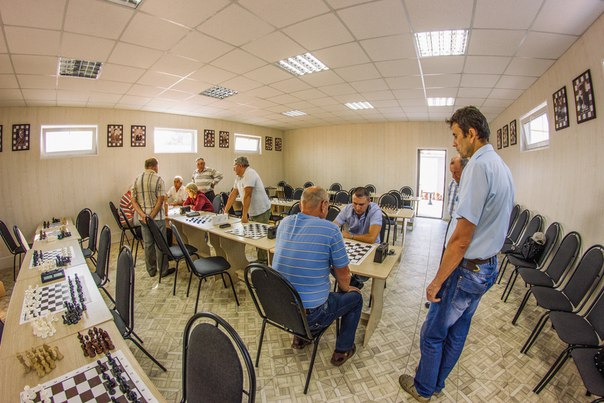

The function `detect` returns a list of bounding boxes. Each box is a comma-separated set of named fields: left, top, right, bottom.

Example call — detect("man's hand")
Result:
left=426, top=280, right=442, bottom=302
left=342, top=230, right=351, bottom=239
left=139, top=215, right=147, bottom=224
left=347, top=286, right=362, bottom=294
left=241, top=216, right=249, bottom=223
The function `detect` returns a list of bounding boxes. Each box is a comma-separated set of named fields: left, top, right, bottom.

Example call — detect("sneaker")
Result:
left=398, top=374, right=431, bottom=402
left=160, top=268, right=176, bottom=278
left=330, top=344, right=356, bottom=366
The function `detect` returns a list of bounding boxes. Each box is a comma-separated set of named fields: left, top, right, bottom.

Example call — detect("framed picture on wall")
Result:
left=509, top=120, right=517, bottom=145
left=553, top=86, right=570, bottom=130
left=275, top=137, right=282, bottom=151
left=265, top=136, right=273, bottom=151
left=573, top=69, right=597, bottom=124
left=502, top=124, right=509, bottom=148
left=219, top=131, right=229, bottom=148
left=496, top=129, right=502, bottom=150
left=204, top=129, right=215, bottom=147
left=131, top=125, right=146, bottom=147
left=12, top=124, right=30, bottom=151
left=0, top=125, right=2, bottom=152
left=107, top=124, right=123, bottom=147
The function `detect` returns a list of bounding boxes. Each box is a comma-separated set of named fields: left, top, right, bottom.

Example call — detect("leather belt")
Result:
left=461, top=256, right=495, bottom=272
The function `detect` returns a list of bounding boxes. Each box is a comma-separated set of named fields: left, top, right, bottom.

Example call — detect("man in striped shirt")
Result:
left=192, top=157, right=223, bottom=202
left=272, top=186, right=362, bottom=366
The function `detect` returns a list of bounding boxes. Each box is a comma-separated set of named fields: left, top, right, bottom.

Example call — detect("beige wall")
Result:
left=0, top=106, right=283, bottom=268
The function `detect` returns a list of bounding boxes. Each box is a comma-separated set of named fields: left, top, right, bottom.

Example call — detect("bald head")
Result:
left=301, top=186, right=329, bottom=218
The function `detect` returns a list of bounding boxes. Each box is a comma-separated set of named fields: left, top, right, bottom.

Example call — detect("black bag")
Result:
left=521, top=237, right=545, bottom=263
left=595, top=348, right=604, bottom=377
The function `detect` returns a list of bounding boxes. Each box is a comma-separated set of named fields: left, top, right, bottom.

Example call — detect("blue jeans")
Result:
left=414, top=258, right=498, bottom=397
left=306, top=291, right=363, bottom=351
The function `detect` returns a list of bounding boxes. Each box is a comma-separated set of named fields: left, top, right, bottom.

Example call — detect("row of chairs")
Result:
left=498, top=204, right=604, bottom=397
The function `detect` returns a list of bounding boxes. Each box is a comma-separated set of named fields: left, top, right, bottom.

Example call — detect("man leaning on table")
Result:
left=398, top=106, right=514, bottom=402
left=273, top=186, right=362, bottom=366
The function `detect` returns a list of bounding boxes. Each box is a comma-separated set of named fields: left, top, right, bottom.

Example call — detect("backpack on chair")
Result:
left=520, top=232, right=546, bottom=263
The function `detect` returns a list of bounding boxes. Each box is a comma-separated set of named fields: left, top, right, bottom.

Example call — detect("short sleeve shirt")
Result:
left=234, top=167, right=271, bottom=217
left=131, top=169, right=165, bottom=220
left=334, top=202, right=383, bottom=243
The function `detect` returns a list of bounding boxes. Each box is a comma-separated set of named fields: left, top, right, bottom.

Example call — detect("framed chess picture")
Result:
left=265, top=136, right=273, bottom=151
left=0, top=125, right=2, bottom=152
left=553, top=86, right=569, bottom=130
left=204, top=129, right=215, bottom=147
left=573, top=69, right=597, bottom=124
left=509, top=119, right=517, bottom=145
left=496, top=129, right=502, bottom=150
left=502, top=124, right=509, bottom=148
left=12, top=124, right=30, bottom=151
left=219, top=131, right=229, bottom=148
left=131, top=125, right=146, bottom=147
left=275, top=137, right=282, bottom=151
left=107, top=124, right=123, bottom=147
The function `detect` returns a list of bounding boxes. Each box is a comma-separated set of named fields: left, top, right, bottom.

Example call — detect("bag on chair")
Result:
left=520, top=232, right=546, bottom=263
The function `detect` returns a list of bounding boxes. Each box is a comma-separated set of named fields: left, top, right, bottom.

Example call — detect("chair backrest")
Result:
left=114, top=246, right=135, bottom=333
left=0, top=220, right=19, bottom=253
left=221, top=192, right=236, bottom=215
left=0, top=319, right=3, bottom=344
left=12, top=225, right=30, bottom=252
left=244, top=263, right=312, bottom=339
left=365, top=184, right=376, bottom=193
left=277, top=180, right=287, bottom=187
left=288, top=202, right=301, bottom=215
left=87, top=212, right=99, bottom=252
left=292, top=188, right=303, bottom=200
left=303, top=181, right=314, bottom=188
left=182, top=312, right=256, bottom=403
left=95, top=225, right=111, bottom=282
left=507, top=209, right=530, bottom=244
left=516, top=214, right=543, bottom=247
left=326, top=205, right=340, bottom=222
left=76, top=208, right=92, bottom=240
left=400, top=186, right=413, bottom=196
left=507, top=204, right=521, bottom=236
left=536, top=222, right=561, bottom=267
left=213, top=195, right=223, bottom=213
left=147, top=217, right=175, bottom=260
left=334, top=190, right=350, bottom=204
left=329, top=183, right=342, bottom=191
left=171, top=223, right=196, bottom=274
left=543, top=231, right=582, bottom=284
left=388, top=190, right=403, bottom=208
left=378, top=193, right=397, bottom=209
left=584, top=283, right=604, bottom=341
left=283, top=184, right=294, bottom=199
left=380, top=210, right=391, bottom=245
left=562, top=245, right=604, bottom=311
left=109, top=201, right=125, bottom=231
left=119, top=207, right=140, bottom=239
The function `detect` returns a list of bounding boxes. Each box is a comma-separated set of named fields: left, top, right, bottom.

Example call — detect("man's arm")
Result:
left=333, top=266, right=361, bottom=293
left=342, top=224, right=381, bottom=243
left=426, top=217, right=476, bottom=302
left=149, top=195, right=165, bottom=221
left=241, top=187, right=253, bottom=223
left=223, top=188, right=239, bottom=216
left=130, top=198, right=146, bottom=224
left=212, top=169, right=223, bottom=188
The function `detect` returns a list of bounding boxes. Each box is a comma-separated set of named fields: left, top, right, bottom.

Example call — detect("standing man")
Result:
left=399, top=106, right=514, bottom=402
left=192, top=157, right=223, bottom=202
left=333, top=187, right=382, bottom=244
left=223, top=156, right=272, bottom=262
left=444, top=155, right=468, bottom=244
left=130, top=158, right=174, bottom=278
left=273, top=187, right=361, bottom=365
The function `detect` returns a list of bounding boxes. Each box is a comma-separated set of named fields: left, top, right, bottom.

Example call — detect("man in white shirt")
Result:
left=166, top=176, right=188, bottom=206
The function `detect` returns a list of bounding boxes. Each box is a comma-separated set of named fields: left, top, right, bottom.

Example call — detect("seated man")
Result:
left=183, top=183, right=214, bottom=212
left=333, top=187, right=382, bottom=244
left=272, top=186, right=362, bottom=366
left=166, top=175, right=188, bottom=206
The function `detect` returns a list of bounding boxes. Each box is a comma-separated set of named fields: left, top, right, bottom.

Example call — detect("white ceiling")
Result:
left=0, top=0, right=602, bottom=130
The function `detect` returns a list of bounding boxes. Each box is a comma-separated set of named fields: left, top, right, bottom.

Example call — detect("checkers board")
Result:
left=185, top=215, right=213, bottom=225
left=344, top=241, right=376, bottom=265
left=226, top=223, right=268, bottom=239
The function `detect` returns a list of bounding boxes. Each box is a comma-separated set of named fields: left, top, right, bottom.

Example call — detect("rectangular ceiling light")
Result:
left=427, top=97, right=455, bottom=106
left=104, top=0, right=143, bottom=8
left=277, top=53, right=329, bottom=76
left=58, top=58, right=102, bottom=79
left=345, top=101, right=374, bottom=110
left=415, top=30, right=468, bottom=57
left=200, top=86, right=238, bottom=100
left=282, top=110, right=307, bottom=117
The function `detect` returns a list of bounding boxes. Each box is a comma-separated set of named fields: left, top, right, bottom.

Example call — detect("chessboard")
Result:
left=20, top=276, right=91, bottom=324
left=29, top=246, right=76, bottom=270
left=185, top=215, right=213, bottom=225
left=344, top=240, right=376, bottom=265
left=20, top=350, right=157, bottom=403
left=226, top=223, right=268, bottom=239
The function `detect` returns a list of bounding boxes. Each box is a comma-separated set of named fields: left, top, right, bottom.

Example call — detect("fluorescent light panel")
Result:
left=104, top=0, right=143, bottom=8
left=200, top=86, right=238, bottom=100
left=282, top=110, right=307, bottom=117
left=277, top=53, right=329, bottom=76
left=415, top=30, right=468, bottom=58
left=427, top=97, right=455, bottom=106
left=58, top=58, right=102, bottom=79
left=345, top=101, right=374, bottom=110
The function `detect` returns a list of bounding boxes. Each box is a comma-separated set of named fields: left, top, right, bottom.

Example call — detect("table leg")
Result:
left=173, top=222, right=211, bottom=257
left=216, top=237, right=249, bottom=281
left=360, top=277, right=385, bottom=347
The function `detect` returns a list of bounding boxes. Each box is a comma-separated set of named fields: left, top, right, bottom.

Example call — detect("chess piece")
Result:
left=17, top=353, right=32, bottom=373
left=53, top=345, right=64, bottom=360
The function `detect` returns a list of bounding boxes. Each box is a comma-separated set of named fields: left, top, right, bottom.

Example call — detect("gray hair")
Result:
left=234, top=156, right=249, bottom=167
left=185, top=182, right=199, bottom=193
left=301, top=186, right=328, bottom=209
left=195, top=157, right=204, bottom=162
left=174, top=175, right=183, bottom=182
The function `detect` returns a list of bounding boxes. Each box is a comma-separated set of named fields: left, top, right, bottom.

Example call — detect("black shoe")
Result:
left=160, top=268, right=176, bottom=278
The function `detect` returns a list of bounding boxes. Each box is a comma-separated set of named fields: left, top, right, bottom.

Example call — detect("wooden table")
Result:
left=33, top=224, right=81, bottom=243
left=17, top=239, right=87, bottom=282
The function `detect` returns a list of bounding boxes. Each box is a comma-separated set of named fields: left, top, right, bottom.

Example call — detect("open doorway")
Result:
left=417, top=149, right=446, bottom=218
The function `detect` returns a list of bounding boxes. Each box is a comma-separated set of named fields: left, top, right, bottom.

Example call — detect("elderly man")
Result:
left=130, top=158, right=174, bottom=278
left=399, top=106, right=514, bottom=402
left=273, top=186, right=362, bottom=365
left=166, top=175, right=187, bottom=206
left=444, top=155, right=468, bottom=245
left=192, top=157, right=223, bottom=202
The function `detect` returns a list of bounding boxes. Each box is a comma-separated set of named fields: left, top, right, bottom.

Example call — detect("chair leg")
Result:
left=220, top=273, right=227, bottom=288
left=133, top=240, right=140, bottom=267
left=304, top=333, right=324, bottom=394
left=496, top=256, right=509, bottom=284
left=512, top=288, right=533, bottom=325
left=127, top=335, right=167, bottom=372
left=13, top=254, right=17, bottom=281
left=255, top=320, right=268, bottom=367
left=533, top=346, right=572, bottom=394
left=223, top=272, right=239, bottom=306
left=131, top=330, right=145, bottom=345
left=501, top=268, right=519, bottom=302
left=194, top=277, right=203, bottom=314
left=521, top=312, right=550, bottom=354
left=100, top=287, right=116, bottom=305
left=172, top=261, right=180, bottom=296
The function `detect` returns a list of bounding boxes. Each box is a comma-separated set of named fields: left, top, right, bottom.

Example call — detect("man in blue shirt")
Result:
left=399, top=106, right=514, bottom=402
left=334, top=187, right=382, bottom=244
left=273, top=186, right=362, bottom=366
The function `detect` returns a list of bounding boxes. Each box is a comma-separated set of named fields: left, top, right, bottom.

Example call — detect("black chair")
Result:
left=111, top=245, right=167, bottom=371
left=171, top=223, right=239, bottom=314
left=277, top=180, right=287, bottom=188
left=13, top=225, right=31, bottom=258
left=326, top=205, right=340, bottom=222
left=501, top=209, right=530, bottom=252
left=329, top=183, right=342, bottom=192
left=388, top=190, right=403, bottom=208
left=109, top=201, right=133, bottom=249
left=119, top=207, right=143, bottom=266
left=91, top=225, right=115, bottom=304
left=533, top=281, right=604, bottom=394
left=517, top=245, right=604, bottom=354
left=283, top=184, right=294, bottom=199
left=497, top=213, right=542, bottom=284
left=244, top=263, right=330, bottom=394
left=378, top=194, right=398, bottom=242
left=0, top=219, right=27, bottom=280
left=507, top=204, right=521, bottom=237
left=212, top=195, right=223, bottom=213
left=221, top=192, right=242, bottom=217
left=181, top=312, right=256, bottom=403
left=570, top=348, right=604, bottom=402
left=380, top=209, right=392, bottom=245
left=81, top=212, right=98, bottom=265
left=501, top=221, right=561, bottom=301
left=292, top=188, right=303, bottom=200
left=287, top=201, right=301, bottom=215
left=334, top=190, right=350, bottom=205
left=147, top=218, right=200, bottom=296
left=0, top=319, right=3, bottom=344
left=303, top=181, right=314, bottom=188
left=365, top=184, right=376, bottom=193
left=76, top=208, right=92, bottom=245
left=400, top=186, right=414, bottom=208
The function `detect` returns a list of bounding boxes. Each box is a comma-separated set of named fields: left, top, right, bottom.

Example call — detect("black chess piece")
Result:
left=97, top=359, right=108, bottom=372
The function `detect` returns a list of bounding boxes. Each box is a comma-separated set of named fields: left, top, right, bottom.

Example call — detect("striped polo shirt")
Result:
left=273, top=213, right=350, bottom=309
left=192, top=167, right=223, bottom=193
left=131, top=169, right=166, bottom=220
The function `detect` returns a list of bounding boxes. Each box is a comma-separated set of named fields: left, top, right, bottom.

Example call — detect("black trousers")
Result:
left=204, top=190, right=216, bottom=202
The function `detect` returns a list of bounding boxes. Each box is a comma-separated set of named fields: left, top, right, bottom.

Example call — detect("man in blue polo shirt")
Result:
left=273, top=186, right=362, bottom=366
left=334, top=187, right=382, bottom=244
left=399, top=106, right=514, bottom=402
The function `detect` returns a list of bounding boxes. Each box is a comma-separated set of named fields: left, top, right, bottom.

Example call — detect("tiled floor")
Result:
left=0, top=218, right=592, bottom=402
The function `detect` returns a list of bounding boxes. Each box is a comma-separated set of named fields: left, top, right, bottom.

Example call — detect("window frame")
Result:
left=234, top=133, right=262, bottom=154
left=40, top=124, right=98, bottom=158
left=153, top=127, right=198, bottom=154
left=520, top=101, right=550, bottom=151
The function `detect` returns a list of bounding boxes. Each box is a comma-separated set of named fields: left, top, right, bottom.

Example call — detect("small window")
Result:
left=41, top=125, right=98, bottom=158
left=154, top=127, right=197, bottom=153
left=520, top=102, right=550, bottom=151
left=234, top=133, right=261, bottom=154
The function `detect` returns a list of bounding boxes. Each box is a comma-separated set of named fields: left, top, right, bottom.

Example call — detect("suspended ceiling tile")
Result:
left=100, top=64, right=145, bottom=83
left=197, top=4, right=274, bottom=47
left=151, top=54, right=203, bottom=77
left=171, top=31, right=234, bottom=64
left=313, top=42, right=370, bottom=69
left=0, top=0, right=65, bottom=30
left=270, top=77, right=311, bottom=93
left=283, top=13, right=354, bottom=51
left=385, top=75, right=423, bottom=90
left=504, top=57, right=555, bottom=76
left=464, top=56, right=510, bottom=75
left=516, top=32, right=578, bottom=59
left=4, top=27, right=60, bottom=56
left=108, top=43, right=163, bottom=69
left=460, top=74, right=500, bottom=88
left=60, top=33, right=116, bottom=62
left=242, top=31, right=306, bottom=63
left=136, top=71, right=182, bottom=88
left=468, top=30, right=526, bottom=57
left=17, top=75, right=57, bottom=89
left=360, top=35, right=416, bottom=62
left=188, top=65, right=237, bottom=84
left=0, top=74, right=18, bottom=88
left=121, top=13, right=189, bottom=51
left=11, top=55, right=57, bottom=75
left=375, top=59, right=421, bottom=77
left=532, top=0, right=604, bottom=35
left=495, top=75, right=537, bottom=90
left=211, top=49, right=267, bottom=75
left=337, top=0, right=409, bottom=40
left=457, top=87, right=492, bottom=97
left=64, top=0, right=133, bottom=40
left=238, top=0, right=330, bottom=28
left=244, top=65, right=292, bottom=85
left=474, top=0, right=542, bottom=30
left=333, top=63, right=381, bottom=82
left=350, top=78, right=389, bottom=92
left=423, top=74, right=462, bottom=88
left=421, top=56, right=465, bottom=74
left=405, top=0, right=473, bottom=31
left=139, top=0, right=230, bottom=29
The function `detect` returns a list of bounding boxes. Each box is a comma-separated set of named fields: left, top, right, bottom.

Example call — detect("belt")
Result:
left=461, top=256, right=495, bottom=272
left=305, top=307, right=317, bottom=315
